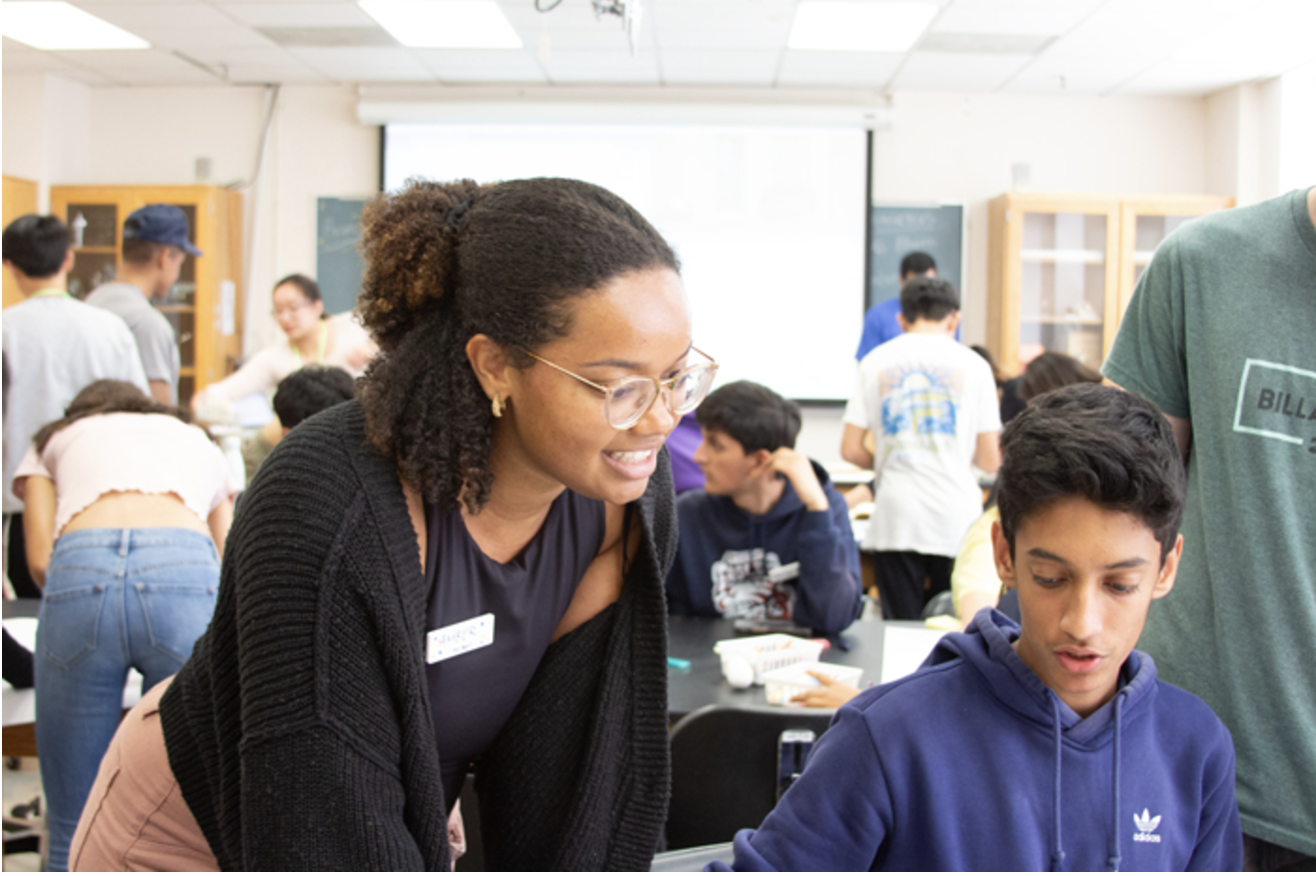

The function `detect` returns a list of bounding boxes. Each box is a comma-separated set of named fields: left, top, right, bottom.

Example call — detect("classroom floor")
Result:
left=3, top=757, right=44, bottom=871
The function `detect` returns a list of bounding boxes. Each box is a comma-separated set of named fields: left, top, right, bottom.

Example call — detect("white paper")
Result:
left=880, top=625, right=949, bottom=684
left=220, top=279, right=236, bottom=336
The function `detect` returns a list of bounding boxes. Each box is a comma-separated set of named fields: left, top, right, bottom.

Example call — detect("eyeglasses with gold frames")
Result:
left=520, top=346, right=718, bottom=430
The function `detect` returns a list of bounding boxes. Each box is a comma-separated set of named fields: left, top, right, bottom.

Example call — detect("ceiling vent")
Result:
left=917, top=33, right=1055, bottom=54
left=256, top=27, right=398, bottom=48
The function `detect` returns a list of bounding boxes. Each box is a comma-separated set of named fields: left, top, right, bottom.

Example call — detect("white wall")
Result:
left=6, top=75, right=1220, bottom=464
left=2, top=72, right=94, bottom=211
left=871, top=90, right=1210, bottom=349
left=1277, top=60, right=1316, bottom=193
left=77, top=84, right=380, bottom=353
left=3, top=80, right=379, bottom=355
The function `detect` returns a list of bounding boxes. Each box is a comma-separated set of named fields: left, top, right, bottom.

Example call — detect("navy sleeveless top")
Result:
left=424, top=489, right=606, bottom=810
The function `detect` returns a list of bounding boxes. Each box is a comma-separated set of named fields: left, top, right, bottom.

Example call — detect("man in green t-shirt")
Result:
left=1103, top=186, right=1316, bottom=870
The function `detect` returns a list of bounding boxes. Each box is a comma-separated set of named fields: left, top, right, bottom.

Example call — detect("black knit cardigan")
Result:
left=159, top=401, right=675, bottom=870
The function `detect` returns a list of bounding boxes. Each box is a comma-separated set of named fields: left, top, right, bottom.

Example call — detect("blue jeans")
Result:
left=34, top=528, right=219, bottom=872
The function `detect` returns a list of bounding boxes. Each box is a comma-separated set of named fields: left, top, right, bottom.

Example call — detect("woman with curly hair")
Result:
left=68, top=177, right=716, bottom=871
left=11, top=379, right=237, bottom=871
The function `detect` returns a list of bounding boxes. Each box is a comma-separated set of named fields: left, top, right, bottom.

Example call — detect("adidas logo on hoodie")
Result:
left=1133, top=809, right=1162, bottom=843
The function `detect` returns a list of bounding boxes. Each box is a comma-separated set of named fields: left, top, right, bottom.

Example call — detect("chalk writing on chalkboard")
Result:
left=867, top=204, right=964, bottom=311
left=316, top=197, right=369, bottom=315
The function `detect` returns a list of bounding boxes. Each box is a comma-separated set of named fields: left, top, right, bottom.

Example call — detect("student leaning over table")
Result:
left=68, top=177, right=714, bottom=871
left=712, top=385, right=1242, bottom=871
left=12, top=380, right=237, bottom=872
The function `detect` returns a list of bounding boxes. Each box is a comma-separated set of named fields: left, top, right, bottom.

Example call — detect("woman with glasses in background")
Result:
left=69, top=177, right=716, bottom=872
left=190, top=273, right=376, bottom=418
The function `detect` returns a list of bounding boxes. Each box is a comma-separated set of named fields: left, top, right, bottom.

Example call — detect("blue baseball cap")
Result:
left=124, top=204, right=202, bottom=257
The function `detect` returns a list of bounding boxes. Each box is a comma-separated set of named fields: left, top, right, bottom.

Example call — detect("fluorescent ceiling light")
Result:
left=788, top=1, right=938, bottom=53
left=358, top=0, right=522, bottom=49
left=1, top=1, right=149, bottom=50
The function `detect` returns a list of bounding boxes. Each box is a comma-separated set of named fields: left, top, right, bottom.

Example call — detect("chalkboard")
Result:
left=316, top=197, right=369, bottom=315
left=867, top=204, right=964, bottom=310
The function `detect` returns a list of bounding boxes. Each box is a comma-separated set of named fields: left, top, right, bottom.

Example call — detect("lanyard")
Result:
left=31, top=288, right=71, bottom=299
left=291, top=321, right=329, bottom=368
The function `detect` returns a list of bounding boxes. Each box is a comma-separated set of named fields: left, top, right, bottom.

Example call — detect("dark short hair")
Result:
left=899, top=251, right=936, bottom=279
left=273, top=365, right=354, bottom=429
left=122, top=239, right=180, bottom=266
left=899, top=276, right=959, bottom=323
left=694, top=380, right=801, bottom=455
left=1020, top=352, right=1102, bottom=402
left=356, top=177, right=680, bottom=514
left=996, top=384, right=1185, bottom=562
left=2, top=215, right=71, bottom=278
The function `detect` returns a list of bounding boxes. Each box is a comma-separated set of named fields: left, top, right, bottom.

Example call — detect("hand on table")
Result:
left=790, top=669, right=862, bottom=709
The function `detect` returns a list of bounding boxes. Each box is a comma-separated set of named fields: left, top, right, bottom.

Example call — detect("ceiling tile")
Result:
left=140, top=27, right=279, bottom=51
left=650, top=1, right=794, bottom=50
left=502, top=3, right=659, bottom=51
left=929, top=0, right=1106, bottom=36
left=411, top=48, right=548, bottom=83
left=539, top=49, right=661, bottom=84
left=659, top=50, right=781, bottom=85
left=893, top=50, right=1032, bottom=91
left=215, top=2, right=377, bottom=28
left=1052, top=0, right=1253, bottom=61
left=225, top=64, right=330, bottom=84
left=46, top=49, right=224, bottom=84
left=49, top=47, right=206, bottom=71
left=1002, top=53, right=1149, bottom=94
left=776, top=51, right=904, bottom=88
left=69, top=3, right=242, bottom=31
left=289, top=46, right=435, bottom=81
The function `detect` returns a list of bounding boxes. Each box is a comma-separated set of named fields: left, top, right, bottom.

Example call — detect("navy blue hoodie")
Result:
left=712, top=610, right=1242, bottom=871
left=665, top=460, right=862, bottom=634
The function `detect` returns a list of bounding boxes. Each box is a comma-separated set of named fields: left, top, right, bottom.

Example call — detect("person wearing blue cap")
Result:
left=86, top=204, right=201, bottom=405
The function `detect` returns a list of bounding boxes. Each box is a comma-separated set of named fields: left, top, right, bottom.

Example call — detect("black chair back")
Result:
left=666, top=703, right=834, bottom=850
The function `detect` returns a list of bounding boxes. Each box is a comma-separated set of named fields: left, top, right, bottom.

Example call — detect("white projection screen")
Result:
left=384, top=122, right=868, bottom=401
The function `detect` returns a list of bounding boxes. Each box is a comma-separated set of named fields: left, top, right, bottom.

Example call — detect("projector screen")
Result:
left=384, top=123, right=867, bottom=401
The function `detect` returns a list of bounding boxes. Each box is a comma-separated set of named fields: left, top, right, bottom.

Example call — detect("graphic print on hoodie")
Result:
left=665, top=460, right=863, bottom=635
left=711, top=547, right=795, bottom=620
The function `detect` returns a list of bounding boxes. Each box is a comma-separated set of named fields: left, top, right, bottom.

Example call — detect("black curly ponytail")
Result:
left=356, top=177, right=679, bottom=514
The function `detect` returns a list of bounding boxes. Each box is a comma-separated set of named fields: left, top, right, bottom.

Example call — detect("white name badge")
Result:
left=426, top=613, right=495, bottom=664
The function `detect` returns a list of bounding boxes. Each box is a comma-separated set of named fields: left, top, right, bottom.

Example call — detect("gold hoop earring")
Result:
left=491, top=393, right=505, bottom=418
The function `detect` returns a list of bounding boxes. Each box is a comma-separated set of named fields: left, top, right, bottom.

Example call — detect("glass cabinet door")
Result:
left=64, top=203, right=119, bottom=300
left=1017, top=211, right=1109, bottom=370
left=1130, top=213, right=1195, bottom=287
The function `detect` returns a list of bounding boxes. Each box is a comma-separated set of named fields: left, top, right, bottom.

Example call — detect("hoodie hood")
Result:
left=929, top=608, right=1159, bottom=744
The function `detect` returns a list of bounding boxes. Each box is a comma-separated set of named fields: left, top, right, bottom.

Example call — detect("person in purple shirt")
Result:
left=666, top=411, right=706, bottom=494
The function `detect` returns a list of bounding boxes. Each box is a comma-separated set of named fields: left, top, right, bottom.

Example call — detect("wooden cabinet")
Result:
left=987, top=192, right=1232, bottom=376
left=49, top=185, right=243, bottom=400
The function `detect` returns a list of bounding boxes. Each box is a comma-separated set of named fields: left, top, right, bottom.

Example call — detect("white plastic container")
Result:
left=714, top=634, right=826, bottom=686
left=762, top=661, right=864, bottom=706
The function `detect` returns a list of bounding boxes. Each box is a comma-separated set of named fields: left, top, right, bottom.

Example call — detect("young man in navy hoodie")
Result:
left=712, top=383, right=1242, bottom=871
left=665, top=380, right=862, bottom=635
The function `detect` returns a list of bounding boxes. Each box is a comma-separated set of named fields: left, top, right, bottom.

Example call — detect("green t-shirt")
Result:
left=1103, top=187, right=1316, bottom=855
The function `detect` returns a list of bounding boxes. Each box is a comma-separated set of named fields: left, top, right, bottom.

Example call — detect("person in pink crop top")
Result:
left=11, top=379, right=237, bottom=872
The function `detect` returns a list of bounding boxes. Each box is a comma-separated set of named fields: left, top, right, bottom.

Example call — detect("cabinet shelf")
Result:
left=1021, top=315, right=1104, bottom=326
left=1019, top=248, right=1106, bottom=265
left=988, top=191, right=1232, bottom=376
